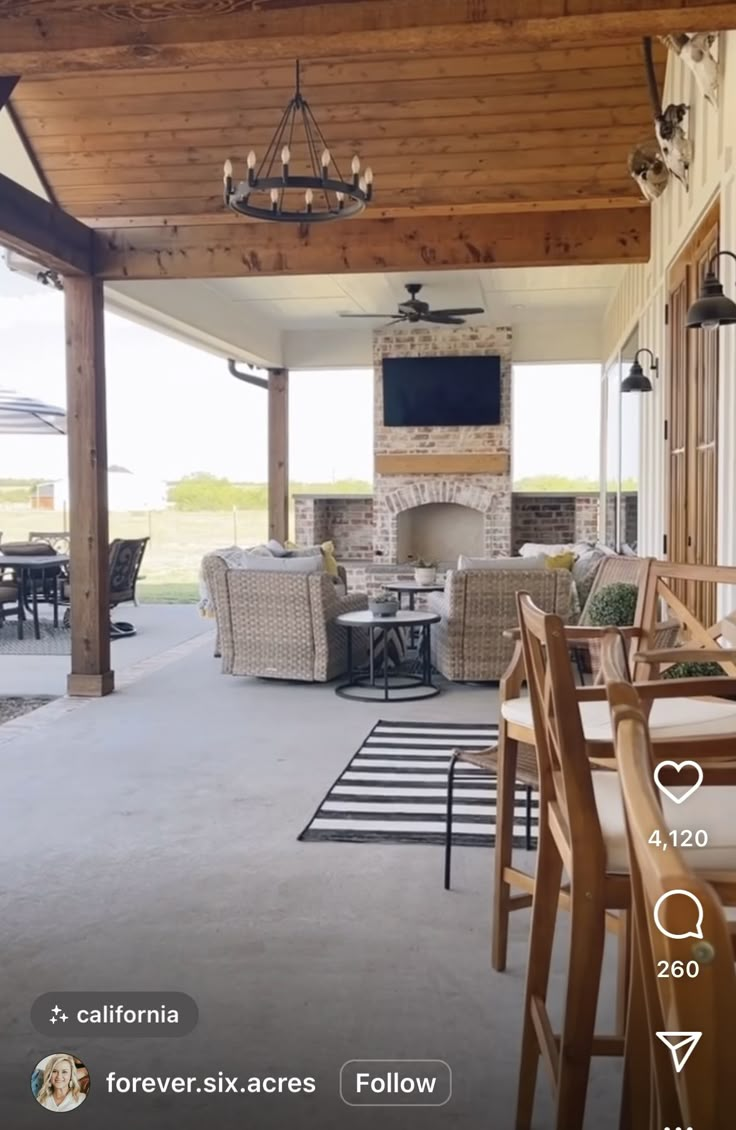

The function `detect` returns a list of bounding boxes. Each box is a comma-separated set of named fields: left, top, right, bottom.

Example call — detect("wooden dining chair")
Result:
left=609, top=675, right=736, bottom=1129
left=514, top=596, right=736, bottom=1130
left=491, top=554, right=663, bottom=971
left=495, top=559, right=736, bottom=973
left=514, top=593, right=631, bottom=1130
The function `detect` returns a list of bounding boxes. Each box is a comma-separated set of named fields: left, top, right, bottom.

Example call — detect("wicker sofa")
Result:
left=428, top=566, right=574, bottom=681
left=201, top=553, right=368, bottom=681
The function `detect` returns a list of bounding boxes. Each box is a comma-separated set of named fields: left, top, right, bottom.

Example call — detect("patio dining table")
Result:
left=0, top=554, right=69, bottom=641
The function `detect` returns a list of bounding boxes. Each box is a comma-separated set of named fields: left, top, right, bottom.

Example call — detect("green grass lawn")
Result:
left=0, top=507, right=273, bottom=600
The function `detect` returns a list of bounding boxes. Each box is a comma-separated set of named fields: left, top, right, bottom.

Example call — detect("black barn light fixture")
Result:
left=222, top=60, right=372, bottom=224
left=686, top=250, right=736, bottom=330
left=622, top=348, right=659, bottom=393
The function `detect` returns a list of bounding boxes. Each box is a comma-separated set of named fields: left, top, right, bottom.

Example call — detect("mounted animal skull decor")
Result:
left=661, top=33, right=719, bottom=107
left=628, top=140, right=670, bottom=201
left=656, top=102, right=692, bottom=189
left=628, top=38, right=693, bottom=201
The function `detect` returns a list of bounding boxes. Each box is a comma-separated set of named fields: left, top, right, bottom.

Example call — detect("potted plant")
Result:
left=368, top=591, right=400, bottom=617
left=587, top=583, right=639, bottom=627
left=413, top=559, right=438, bottom=586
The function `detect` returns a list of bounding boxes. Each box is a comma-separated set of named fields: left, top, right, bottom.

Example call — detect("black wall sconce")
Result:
left=621, top=348, right=659, bottom=392
left=686, top=250, right=736, bottom=330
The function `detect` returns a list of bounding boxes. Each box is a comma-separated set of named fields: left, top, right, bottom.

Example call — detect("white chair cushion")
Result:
left=501, top=695, right=736, bottom=741
left=592, top=772, right=736, bottom=873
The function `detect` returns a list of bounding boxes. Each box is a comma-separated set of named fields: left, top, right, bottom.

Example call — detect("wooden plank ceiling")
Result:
left=4, top=0, right=727, bottom=279
left=10, top=40, right=666, bottom=225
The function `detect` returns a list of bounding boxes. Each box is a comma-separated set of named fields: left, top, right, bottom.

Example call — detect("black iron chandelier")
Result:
left=223, top=61, right=373, bottom=223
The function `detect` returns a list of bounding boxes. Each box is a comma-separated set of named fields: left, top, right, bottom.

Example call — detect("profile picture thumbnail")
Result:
left=31, top=1053, right=89, bottom=1113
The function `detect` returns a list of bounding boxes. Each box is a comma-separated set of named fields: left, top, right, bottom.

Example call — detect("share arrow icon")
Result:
left=656, top=1031, right=702, bottom=1073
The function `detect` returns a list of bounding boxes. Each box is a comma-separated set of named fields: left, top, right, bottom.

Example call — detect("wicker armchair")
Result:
left=203, top=555, right=367, bottom=681
left=428, top=567, right=574, bottom=681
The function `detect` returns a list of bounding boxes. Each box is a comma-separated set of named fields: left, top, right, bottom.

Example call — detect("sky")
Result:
left=0, top=255, right=602, bottom=484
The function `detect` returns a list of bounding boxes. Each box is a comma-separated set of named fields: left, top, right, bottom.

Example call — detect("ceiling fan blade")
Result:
left=428, top=307, right=485, bottom=317
left=338, top=312, right=399, bottom=318
left=421, top=313, right=465, bottom=325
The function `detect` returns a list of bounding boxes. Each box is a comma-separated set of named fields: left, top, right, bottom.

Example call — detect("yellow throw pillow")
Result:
left=545, top=551, right=575, bottom=571
left=320, top=540, right=339, bottom=577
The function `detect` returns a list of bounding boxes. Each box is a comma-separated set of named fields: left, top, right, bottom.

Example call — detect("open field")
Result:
left=0, top=507, right=274, bottom=602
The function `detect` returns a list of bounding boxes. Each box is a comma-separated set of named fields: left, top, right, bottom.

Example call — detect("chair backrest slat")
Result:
left=516, top=592, right=606, bottom=867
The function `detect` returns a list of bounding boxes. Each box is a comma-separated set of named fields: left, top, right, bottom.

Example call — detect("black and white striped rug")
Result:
left=299, top=719, right=538, bottom=848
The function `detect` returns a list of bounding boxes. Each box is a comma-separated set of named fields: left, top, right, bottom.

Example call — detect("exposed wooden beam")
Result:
left=95, top=209, right=650, bottom=281
left=0, top=1, right=732, bottom=73
left=268, top=370, right=289, bottom=546
left=64, top=275, right=114, bottom=697
left=0, top=171, right=94, bottom=273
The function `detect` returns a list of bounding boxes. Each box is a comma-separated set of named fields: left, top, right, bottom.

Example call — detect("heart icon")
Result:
left=653, top=760, right=704, bottom=805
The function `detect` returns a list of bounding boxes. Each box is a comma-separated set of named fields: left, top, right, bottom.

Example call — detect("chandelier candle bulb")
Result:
left=270, top=187, right=279, bottom=212
left=321, top=148, right=331, bottom=168
left=336, top=191, right=345, bottom=210
left=246, top=149, right=256, bottom=186
left=305, top=188, right=313, bottom=213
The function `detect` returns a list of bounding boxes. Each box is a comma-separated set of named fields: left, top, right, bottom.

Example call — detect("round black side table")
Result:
left=336, top=609, right=441, bottom=701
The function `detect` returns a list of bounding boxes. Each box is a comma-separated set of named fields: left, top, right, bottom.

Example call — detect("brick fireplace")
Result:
left=372, top=323, right=513, bottom=563
left=293, top=323, right=512, bottom=590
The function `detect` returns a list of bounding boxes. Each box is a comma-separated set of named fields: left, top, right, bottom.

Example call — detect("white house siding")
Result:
left=603, top=34, right=736, bottom=611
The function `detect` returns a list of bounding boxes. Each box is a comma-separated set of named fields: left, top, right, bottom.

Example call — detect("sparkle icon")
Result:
left=656, top=1031, right=702, bottom=1073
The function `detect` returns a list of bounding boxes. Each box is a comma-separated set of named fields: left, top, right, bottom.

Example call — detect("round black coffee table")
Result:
left=336, top=609, right=441, bottom=701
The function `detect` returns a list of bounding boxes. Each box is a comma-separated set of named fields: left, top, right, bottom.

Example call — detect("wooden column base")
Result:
left=67, top=670, right=115, bottom=697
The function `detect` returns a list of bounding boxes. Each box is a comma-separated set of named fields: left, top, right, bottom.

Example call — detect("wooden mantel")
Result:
left=376, top=453, right=510, bottom=476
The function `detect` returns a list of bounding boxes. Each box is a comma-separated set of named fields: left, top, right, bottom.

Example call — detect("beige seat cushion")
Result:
left=501, top=695, right=736, bottom=741
left=0, top=584, right=18, bottom=601
left=592, top=772, right=736, bottom=873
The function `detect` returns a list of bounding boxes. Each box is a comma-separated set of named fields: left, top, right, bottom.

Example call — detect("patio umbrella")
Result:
left=0, top=389, right=67, bottom=434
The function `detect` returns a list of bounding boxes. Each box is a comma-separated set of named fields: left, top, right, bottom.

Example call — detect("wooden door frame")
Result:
left=665, top=196, right=720, bottom=624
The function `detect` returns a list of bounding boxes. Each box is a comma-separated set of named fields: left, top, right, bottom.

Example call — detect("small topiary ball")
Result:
left=663, top=660, right=724, bottom=679
left=587, top=582, right=639, bottom=627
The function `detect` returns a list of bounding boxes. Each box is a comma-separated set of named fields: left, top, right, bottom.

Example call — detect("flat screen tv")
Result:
left=382, top=355, right=501, bottom=427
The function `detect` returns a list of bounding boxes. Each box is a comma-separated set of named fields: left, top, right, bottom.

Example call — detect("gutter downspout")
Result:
left=228, top=358, right=269, bottom=389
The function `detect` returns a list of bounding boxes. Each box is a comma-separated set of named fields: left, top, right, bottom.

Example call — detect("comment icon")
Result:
left=653, top=889, right=704, bottom=941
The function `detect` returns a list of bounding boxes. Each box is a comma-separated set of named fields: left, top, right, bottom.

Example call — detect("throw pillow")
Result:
left=518, top=542, right=574, bottom=558
left=265, top=539, right=290, bottom=557
left=0, top=541, right=55, bottom=556
left=239, top=554, right=324, bottom=573
left=571, top=547, right=606, bottom=608
left=285, top=542, right=322, bottom=558
left=458, top=554, right=545, bottom=570
left=544, top=551, right=575, bottom=571
left=320, top=540, right=339, bottom=577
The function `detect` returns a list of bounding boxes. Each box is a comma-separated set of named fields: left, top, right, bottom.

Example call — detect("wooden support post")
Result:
left=268, top=368, right=289, bottom=545
left=64, top=275, right=114, bottom=696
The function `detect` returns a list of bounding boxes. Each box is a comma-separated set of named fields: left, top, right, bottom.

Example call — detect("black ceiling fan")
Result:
left=339, top=282, right=484, bottom=326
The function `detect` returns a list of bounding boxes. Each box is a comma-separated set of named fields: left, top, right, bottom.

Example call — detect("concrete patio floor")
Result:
left=2, top=606, right=621, bottom=1129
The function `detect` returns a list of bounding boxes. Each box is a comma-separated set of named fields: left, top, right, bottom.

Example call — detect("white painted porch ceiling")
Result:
left=121, top=264, right=624, bottom=332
